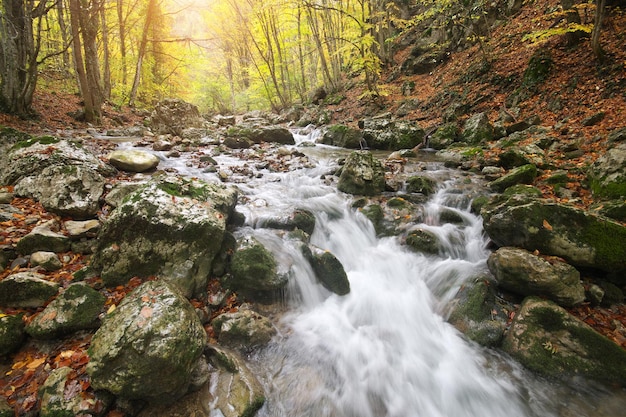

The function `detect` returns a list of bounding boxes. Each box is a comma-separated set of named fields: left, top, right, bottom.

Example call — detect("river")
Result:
left=124, top=127, right=626, bottom=416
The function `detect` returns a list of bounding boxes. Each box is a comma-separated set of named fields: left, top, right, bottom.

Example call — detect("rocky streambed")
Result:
left=1, top=99, right=626, bottom=416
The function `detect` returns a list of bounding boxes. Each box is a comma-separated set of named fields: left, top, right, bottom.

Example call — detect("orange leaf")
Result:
left=542, top=219, right=553, bottom=231
left=26, top=357, right=46, bottom=370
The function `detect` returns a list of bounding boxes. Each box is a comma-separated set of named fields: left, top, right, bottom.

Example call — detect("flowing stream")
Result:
left=118, top=128, right=625, bottom=416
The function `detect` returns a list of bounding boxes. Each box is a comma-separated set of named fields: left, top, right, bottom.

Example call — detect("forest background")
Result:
left=0, top=0, right=622, bottom=128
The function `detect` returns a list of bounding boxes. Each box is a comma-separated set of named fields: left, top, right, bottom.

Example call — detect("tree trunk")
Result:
left=129, top=0, right=156, bottom=106
left=117, top=0, right=127, bottom=84
left=0, top=0, right=39, bottom=115
left=69, top=0, right=102, bottom=122
left=100, top=2, right=111, bottom=99
left=591, top=0, right=606, bottom=59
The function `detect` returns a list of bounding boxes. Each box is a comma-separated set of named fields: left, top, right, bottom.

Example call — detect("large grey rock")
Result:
left=301, top=244, right=350, bottom=295
left=337, top=151, right=386, bottom=196
left=0, top=137, right=114, bottom=186
left=502, top=297, right=626, bottom=385
left=228, top=236, right=287, bottom=299
left=91, top=175, right=237, bottom=297
left=487, top=247, right=585, bottom=307
left=362, top=119, right=425, bottom=150
left=212, top=306, right=276, bottom=349
left=87, top=280, right=207, bottom=404
left=26, top=283, right=105, bottom=339
left=107, top=149, right=160, bottom=173
left=321, top=125, right=364, bottom=149
left=225, top=125, right=295, bottom=145
left=481, top=195, right=626, bottom=279
left=151, top=98, right=205, bottom=136
left=0, top=272, right=59, bottom=308
left=14, top=164, right=105, bottom=219
left=16, top=223, right=70, bottom=254
left=589, top=143, right=626, bottom=198
left=461, top=113, right=493, bottom=145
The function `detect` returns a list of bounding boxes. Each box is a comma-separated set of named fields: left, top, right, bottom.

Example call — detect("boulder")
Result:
left=321, top=124, right=364, bottom=149
left=301, top=244, right=350, bottom=295
left=228, top=236, right=287, bottom=299
left=502, top=297, right=626, bottom=385
left=212, top=306, right=276, bottom=349
left=0, top=137, right=114, bottom=186
left=26, top=283, right=105, bottom=339
left=107, top=149, right=160, bottom=173
left=404, top=228, right=441, bottom=255
left=489, top=164, right=537, bottom=192
left=90, top=175, right=237, bottom=297
left=225, top=125, right=295, bottom=145
left=0, top=313, right=26, bottom=355
left=205, top=346, right=265, bottom=417
left=588, top=143, right=626, bottom=198
left=447, top=277, right=507, bottom=347
left=16, top=223, right=71, bottom=255
left=39, top=366, right=112, bottom=417
left=481, top=195, right=626, bottom=279
left=362, top=119, right=425, bottom=150
left=151, top=98, right=205, bottom=136
left=337, top=151, right=386, bottom=196
left=0, top=272, right=59, bottom=308
left=487, top=247, right=585, bottom=307
left=406, top=175, right=437, bottom=195
left=64, top=219, right=101, bottom=239
left=30, top=251, right=62, bottom=271
left=258, top=208, right=316, bottom=235
left=429, top=123, right=459, bottom=150
left=14, top=164, right=106, bottom=219
left=87, top=280, right=207, bottom=404
left=461, top=113, right=493, bottom=145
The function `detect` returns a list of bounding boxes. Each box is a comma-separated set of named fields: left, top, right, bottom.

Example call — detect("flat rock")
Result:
left=107, top=149, right=160, bottom=172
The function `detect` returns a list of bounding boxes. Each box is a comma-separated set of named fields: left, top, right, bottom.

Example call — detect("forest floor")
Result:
left=1, top=0, right=626, bottom=415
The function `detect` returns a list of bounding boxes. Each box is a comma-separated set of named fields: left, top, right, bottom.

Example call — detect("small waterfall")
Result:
left=116, top=128, right=625, bottom=417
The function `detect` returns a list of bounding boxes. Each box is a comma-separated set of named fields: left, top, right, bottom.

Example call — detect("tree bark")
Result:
left=591, top=0, right=606, bottom=59
left=0, top=0, right=41, bottom=115
left=129, top=0, right=156, bottom=106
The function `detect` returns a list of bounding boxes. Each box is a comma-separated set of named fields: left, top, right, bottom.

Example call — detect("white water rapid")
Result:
left=117, top=129, right=625, bottom=416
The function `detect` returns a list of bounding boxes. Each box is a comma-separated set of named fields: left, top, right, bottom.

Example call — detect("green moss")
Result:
left=581, top=217, right=626, bottom=271
left=589, top=177, right=626, bottom=198
left=11, top=135, right=60, bottom=150
left=387, top=197, right=409, bottom=209
left=211, top=350, right=239, bottom=373
left=461, top=147, right=484, bottom=157
left=241, top=396, right=265, bottom=417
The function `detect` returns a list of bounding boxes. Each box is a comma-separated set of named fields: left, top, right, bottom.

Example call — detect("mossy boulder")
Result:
left=447, top=277, right=507, bottom=347
left=0, top=272, right=59, bottom=308
left=16, top=224, right=70, bottom=255
left=228, top=236, right=287, bottom=300
left=481, top=195, right=626, bottom=280
left=461, top=113, right=493, bottom=145
left=588, top=143, right=626, bottom=198
left=212, top=306, right=276, bottom=349
left=429, top=123, right=459, bottom=150
left=87, top=280, right=207, bottom=404
left=26, top=283, right=106, bottom=339
left=489, top=164, right=537, bottom=192
left=404, top=228, right=440, bottom=255
left=0, top=313, right=26, bottom=356
left=91, top=175, right=237, bottom=297
left=258, top=209, right=316, bottom=235
left=502, top=297, right=626, bottom=385
left=487, top=247, right=585, bottom=307
left=321, top=124, right=364, bottom=149
left=301, top=244, right=350, bottom=295
left=406, top=175, right=437, bottom=195
left=361, top=119, right=425, bottom=150
left=337, top=151, right=386, bottom=196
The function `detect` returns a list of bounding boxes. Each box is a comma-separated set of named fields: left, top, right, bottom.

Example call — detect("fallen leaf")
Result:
left=26, top=357, right=46, bottom=370
left=542, top=219, right=553, bottom=231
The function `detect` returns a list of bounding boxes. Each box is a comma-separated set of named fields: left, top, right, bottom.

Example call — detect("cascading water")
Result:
left=116, top=128, right=625, bottom=416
